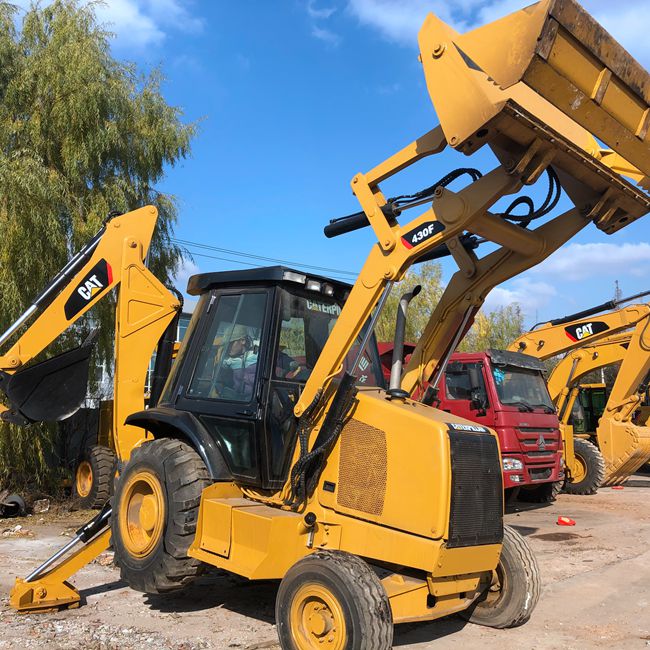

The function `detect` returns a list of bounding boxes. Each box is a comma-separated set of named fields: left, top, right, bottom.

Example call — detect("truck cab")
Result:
left=379, top=344, right=563, bottom=501
left=437, top=350, right=563, bottom=499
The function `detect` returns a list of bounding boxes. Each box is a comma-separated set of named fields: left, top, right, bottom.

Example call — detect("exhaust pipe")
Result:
left=388, top=285, right=421, bottom=399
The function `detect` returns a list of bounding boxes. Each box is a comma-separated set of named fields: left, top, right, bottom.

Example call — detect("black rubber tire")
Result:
left=73, top=445, right=117, bottom=509
left=276, top=550, right=393, bottom=650
left=563, top=439, right=605, bottom=495
left=0, top=493, right=26, bottom=517
left=504, top=487, right=520, bottom=504
left=112, top=438, right=211, bottom=594
left=461, top=525, right=541, bottom=629
left=518, top=481, right=563, bottom=504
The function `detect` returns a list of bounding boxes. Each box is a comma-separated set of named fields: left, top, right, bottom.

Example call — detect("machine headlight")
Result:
left=502, top=457, right=524, bottom=471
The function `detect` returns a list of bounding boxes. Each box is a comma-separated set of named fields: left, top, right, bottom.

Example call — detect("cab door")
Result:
left=171, top=288, right=272, bottom=487
left=440, top=360, right=492, bottom=422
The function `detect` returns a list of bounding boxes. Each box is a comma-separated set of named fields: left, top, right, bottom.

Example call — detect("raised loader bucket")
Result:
left=598, top=421, right=650, bottom=486
left=419, top=0, right=650, bottom=233
left=0, top=334, right=96, bottom=425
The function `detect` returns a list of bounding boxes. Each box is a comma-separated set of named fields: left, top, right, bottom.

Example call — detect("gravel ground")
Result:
left=1, top=474, right=650, bottom=649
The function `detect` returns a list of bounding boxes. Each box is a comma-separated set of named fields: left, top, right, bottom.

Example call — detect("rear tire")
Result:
left=73, top=445, right=117, bottom=509
left=276, top=550, right=393, bottom=650
left=518, top=481, right=562, bottom=503
left=461, top=525, right=541, bottom=629
left=564, top=439, right=605, bottom=495
left=112, top=438, right=210, bottom=593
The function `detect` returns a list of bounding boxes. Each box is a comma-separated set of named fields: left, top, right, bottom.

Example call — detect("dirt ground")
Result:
left=1, top=475, right=650, bottom=650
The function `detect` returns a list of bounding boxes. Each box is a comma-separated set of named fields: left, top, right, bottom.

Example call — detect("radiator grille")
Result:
left=447, top=429, right=503, bottom=548
left=337, top=419, right=387, bottom=516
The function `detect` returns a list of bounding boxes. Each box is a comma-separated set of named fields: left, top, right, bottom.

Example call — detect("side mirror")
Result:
left=470, top=388, right=489, bottom=413
left=467, top=365, right=488, bottom=413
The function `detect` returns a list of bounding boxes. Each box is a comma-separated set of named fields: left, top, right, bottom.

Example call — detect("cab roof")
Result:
left=187, top=265, right=352, bottom=297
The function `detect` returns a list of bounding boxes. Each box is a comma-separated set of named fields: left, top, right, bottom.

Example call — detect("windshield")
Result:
left=275, top=288, right=384, bottom=387
left=491, top=364, right=554, bottom=410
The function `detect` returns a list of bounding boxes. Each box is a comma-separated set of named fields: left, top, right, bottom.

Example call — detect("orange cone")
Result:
left=557, top=516, right=576, bottom=526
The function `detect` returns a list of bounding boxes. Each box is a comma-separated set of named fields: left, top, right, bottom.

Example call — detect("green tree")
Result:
left=375, top=262, right=444, bottom=344
left=0, top=1, right=195, bottom=489
left=459, top=304, right=525, bottom=352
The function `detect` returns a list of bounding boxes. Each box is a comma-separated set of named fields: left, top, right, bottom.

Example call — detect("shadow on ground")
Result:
left=144, top=569, right=277, bottom=624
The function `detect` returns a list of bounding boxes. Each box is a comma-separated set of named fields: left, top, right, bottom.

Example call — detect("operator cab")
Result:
left=156, top=266, right=384, bottom=490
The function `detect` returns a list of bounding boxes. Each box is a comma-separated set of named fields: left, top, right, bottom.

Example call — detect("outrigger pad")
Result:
left=0, top=334, right=96, bottom=426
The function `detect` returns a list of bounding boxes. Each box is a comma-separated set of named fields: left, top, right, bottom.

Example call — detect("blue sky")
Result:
left=16, top=0, right=650, bottom=326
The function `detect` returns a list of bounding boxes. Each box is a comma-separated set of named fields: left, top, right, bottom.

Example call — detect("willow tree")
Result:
left=0, top=1, right=195, bottom=489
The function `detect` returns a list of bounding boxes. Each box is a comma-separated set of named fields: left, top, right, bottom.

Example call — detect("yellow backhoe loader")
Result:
left=546, top=318, right=650, bottom=489
left=510, top=294, right=650, bottom=492
left=3, top=2, right=650, bottom=647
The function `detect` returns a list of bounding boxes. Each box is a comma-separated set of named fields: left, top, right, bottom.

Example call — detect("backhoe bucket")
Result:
left=598, top=421, right=650, bottom=486
left=419, top=0, right=650, bottom=233
left=0, top=338, right=95, bottom=426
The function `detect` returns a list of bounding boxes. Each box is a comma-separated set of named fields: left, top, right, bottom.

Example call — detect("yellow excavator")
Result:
left=545, top=308, right=650, bottom=489
left=510, top=294, right=650, bottom=493
left=2, top=2, right=650, bottom=647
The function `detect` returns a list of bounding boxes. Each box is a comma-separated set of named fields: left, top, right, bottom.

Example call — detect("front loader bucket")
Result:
left=419, top=0, right=650, bottom=233
left=0, top=338, right=95, bottom=426
left=598, top=420, right=650, bottom=485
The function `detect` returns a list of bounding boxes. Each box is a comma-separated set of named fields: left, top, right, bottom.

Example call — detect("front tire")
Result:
left=564, top=439, right=605, bottom=495
left=276, top=550, right=393, bottom=650
left=461, top=525, right=541, bottom=629
left=518, top=481, right=562, bottom=503
left=112, top=438, right=210, bottom=593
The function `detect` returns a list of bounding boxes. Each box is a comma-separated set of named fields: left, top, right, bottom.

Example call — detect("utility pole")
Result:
left=614, top=280, right=622, bottom=302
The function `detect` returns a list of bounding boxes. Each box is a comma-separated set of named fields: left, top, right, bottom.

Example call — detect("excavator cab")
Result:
left=132, top=267, right=384, bottom=491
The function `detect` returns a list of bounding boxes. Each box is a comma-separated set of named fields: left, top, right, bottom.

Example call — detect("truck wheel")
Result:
left=73, top=446, right=117, bottom=509
left=518, top=481, right=562, bottom=503
left=112, top=438, right=210, bottom=593
left=564, top=439, right=605, bottom=495
left=461, top=525, right=540, bottom=629
left=276, top=550, right=393, bottom=650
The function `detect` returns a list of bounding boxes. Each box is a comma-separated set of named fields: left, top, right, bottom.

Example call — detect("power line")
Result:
left=171, top=237, right=358, bottom=279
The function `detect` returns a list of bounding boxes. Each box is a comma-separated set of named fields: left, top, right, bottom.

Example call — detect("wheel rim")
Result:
left=290, top=583, right=347, bottom=650
left=76, top=461, right=93, bottom=498
left=118, top=470, right=165, bottom=557
left=571, top=453, right=588, bottom=483
left=479, top=561, right=507, bottom=610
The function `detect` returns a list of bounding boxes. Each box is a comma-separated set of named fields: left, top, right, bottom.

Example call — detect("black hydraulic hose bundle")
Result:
left=285, top=373, right=358, bottom=510
left=539, top=289, right=650, bottom=328
left=323, top=166, right=562, bottom=263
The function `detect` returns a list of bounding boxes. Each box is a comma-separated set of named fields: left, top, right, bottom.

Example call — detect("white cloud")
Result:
left=346, top=0, right=650, bottom=64
left=531, top=242, right=650, bottom=282
left=311, top=25, right=341, bottom=46
left=11, top=0, right=204, bottom=50
left=307, top=1, right=337, bottom=20
left=483, top=277, right=557, bottom=321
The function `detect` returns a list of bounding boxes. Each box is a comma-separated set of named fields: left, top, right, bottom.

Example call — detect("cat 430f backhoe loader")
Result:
left=4, top=2, right=650, bottom=648
left=510, top=293, right=650, bottom=494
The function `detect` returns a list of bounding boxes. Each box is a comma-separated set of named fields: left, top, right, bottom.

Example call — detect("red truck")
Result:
left=379, top=344, right=564, bottom=502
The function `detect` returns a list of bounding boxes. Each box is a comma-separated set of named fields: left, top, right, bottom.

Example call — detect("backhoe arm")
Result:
left=509, top=304, right=650, bottom=361
left=0, top=207, right=180, bottom=461
left=548, top=332, right=636, bottom=419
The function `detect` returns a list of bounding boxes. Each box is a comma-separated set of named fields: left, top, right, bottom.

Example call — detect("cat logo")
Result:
left=77, top=275, right=105, bottom=300
left=64, top=259, right=113, bottom=320
left=564, top=320, right=609, bottom=342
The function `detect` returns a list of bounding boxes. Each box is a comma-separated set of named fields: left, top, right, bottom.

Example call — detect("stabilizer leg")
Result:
left=10, top=503, right=111, bottom=613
